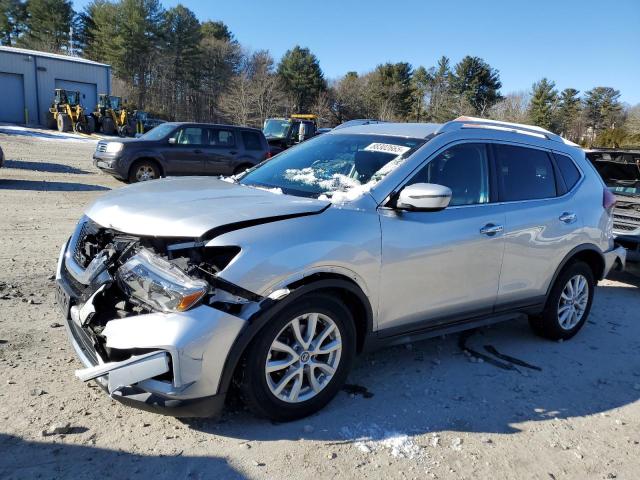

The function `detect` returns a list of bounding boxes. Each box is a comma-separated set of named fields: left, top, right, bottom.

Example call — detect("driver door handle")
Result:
left=559, top=212, right=577, bottom=224
left=193, top=149, right=203, bottom=154
left=480, top=223, right=504, bottom=236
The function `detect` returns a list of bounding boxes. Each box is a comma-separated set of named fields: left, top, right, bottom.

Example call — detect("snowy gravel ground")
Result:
left=1, top=129, right=639, bottom=480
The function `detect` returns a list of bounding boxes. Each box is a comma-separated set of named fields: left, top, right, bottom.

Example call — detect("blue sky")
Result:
left=73, top=0, right=640, bottom=104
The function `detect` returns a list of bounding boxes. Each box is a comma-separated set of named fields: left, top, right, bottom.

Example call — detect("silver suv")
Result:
left=56, top=117, right=625, bottom=421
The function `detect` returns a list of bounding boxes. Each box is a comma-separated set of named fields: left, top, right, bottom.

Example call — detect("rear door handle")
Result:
left=480, top=223, right=504, bottom=236
left=193, top=149, right=203, bottom=154
left=559, top=212, right=577, bottom=224
left=229, top=151, right=238, bottom=155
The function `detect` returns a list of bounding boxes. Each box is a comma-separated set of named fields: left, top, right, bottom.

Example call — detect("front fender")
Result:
left=205, top=206, right=382, bottom=313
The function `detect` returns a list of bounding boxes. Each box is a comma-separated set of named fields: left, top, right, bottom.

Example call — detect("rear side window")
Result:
left=495, top=144, right=556, bottom=201
left=553, top=153, right=581, bottom=191
left=242, top=131, right=264, bottom=151
left=209, top=129, right=236, bottom=147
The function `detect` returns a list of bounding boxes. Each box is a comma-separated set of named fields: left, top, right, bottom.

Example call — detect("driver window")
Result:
left=407, top=143, right=490, bottom=206
left=174, top=127, right=205, bottom=145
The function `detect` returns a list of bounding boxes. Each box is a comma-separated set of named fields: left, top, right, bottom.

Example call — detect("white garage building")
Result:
left=0, top=46, right=111, bottom=126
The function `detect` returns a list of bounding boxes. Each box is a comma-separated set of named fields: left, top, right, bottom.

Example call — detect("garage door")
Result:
left=55, top=79, right=97, bottom=113
left=0, top=72, right=25, bottom=123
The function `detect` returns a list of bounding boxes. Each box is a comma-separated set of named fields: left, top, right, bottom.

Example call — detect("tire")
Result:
left=86, top=116, right=96, bottom=134
left=128, top=159, right=160, bottom=183
left=57, top=114, right=71, bottom=132
left=233, top=163, right=253, bottom=176
left=102, top=118, right=115, bottom=135
left=46, top=112, right=57, bottom=130
left=529, top=261, right=595, bottom=340
left=239, top=293, right=356, bottom=422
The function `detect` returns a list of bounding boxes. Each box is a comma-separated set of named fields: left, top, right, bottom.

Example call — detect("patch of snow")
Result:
left=219, top=176, right=236, bottom=183
left=251, top=185, right=283, bottom=195
left=341, top=424, right=424, bottom=459
left=0, top=124, right=98, bottom=143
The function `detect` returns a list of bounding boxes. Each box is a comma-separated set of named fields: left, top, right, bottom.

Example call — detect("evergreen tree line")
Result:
left=2, top=0, right=638, bottom=146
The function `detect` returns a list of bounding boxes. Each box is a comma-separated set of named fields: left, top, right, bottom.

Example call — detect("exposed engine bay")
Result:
left=60, top=216, right=258, bottom=366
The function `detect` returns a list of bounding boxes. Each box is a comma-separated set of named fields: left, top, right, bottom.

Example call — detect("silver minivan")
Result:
left=56, top=117, right=625, bottom=421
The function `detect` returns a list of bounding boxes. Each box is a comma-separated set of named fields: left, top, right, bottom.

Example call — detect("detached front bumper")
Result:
left=56, top=240, right=246, bottom=417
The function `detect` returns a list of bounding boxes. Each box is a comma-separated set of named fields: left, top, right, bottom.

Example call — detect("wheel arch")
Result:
left=216, top=274, right=374, bottom=398
left=546, top=244, right=606, bottom=299
left=129, top=155, right=165, bottom=177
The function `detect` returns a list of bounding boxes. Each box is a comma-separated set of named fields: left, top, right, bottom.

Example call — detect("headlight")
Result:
left=105, top=142, right=124, bottom=153
left=117, top=249, right=208, bottom=313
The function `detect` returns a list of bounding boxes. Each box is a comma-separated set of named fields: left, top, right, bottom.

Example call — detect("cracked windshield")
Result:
left=239, top=133, right=422, bottom=199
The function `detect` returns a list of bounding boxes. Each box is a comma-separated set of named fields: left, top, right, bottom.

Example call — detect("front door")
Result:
left=378, top=142, right=505, bottom=333
left=162, top=126, right=207, bottom=175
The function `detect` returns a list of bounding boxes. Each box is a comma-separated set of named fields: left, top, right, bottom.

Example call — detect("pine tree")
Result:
left=368, top=62, right=414, bottom=120
left=200, top=20, right=233, bottom=42
left=0, top=0, right=27, bottom=46
left=20, top=0, right=74, bottom=52
left=555, top=88, right=581, bottom=140
left=583, top=87, right=622, bottom=133
left=528, top=78, right=557, bottom=130
left=451, top=56, right=502, bottom=116
left=277, top=46, right=326, bottom=113
left=426, top=56, right=455, bottom=122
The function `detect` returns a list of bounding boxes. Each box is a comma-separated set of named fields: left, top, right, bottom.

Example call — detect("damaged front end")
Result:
left=56, top=215, right=257, bottom=417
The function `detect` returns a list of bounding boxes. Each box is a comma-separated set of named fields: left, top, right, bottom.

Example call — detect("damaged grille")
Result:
left=613, top=204, right=640, bottom=234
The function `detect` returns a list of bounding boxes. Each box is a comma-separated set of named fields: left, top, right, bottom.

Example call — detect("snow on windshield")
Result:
left=284, top=153, right=408, bottom=203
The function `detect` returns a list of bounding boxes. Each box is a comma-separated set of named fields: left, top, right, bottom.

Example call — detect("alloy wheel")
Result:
left=135, top=165, right=156, bottom=181
left=265, top=312, right=342, bottom=403
left=557, top=274, right=589, bottom=330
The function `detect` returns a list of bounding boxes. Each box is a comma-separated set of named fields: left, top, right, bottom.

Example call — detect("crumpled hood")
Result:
left=85, top=177, right=329, bottom=238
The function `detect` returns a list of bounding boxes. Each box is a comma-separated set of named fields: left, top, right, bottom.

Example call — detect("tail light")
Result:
left=603, top=188, right=616, bottom=211
left=265, top=151, right=272, bottom=160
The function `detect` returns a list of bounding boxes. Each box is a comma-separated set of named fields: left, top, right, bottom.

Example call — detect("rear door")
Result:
left=493, top=143, right=584, bottom=308
left=161, top=126, right=207, bottom=175
left=203, top=127, right=240, bottom=175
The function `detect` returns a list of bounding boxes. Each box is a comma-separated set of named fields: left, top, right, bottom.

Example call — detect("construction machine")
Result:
left=92, top=94, right=137, bottom=137
left=46, top=89, right=95, bottom=134
left=262, top=113, right=318, bottom=155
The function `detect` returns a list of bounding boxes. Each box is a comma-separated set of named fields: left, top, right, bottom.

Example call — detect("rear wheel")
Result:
left=239, top=293, right=356, bottom=421
left=128, top=159, right=160, bottom=183
left=86, top=116, right=96, bottom=134
left=46, top=112, right=57, bottom=130
left=57, top=114, right=71, bottom=132
left=102, top=117, right=115, bottom=135
left=529, top=261, right=595, bottom=340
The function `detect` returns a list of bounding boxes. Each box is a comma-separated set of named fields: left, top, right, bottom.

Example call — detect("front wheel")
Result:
left=239, top=293, right=356, bottom=421
left=529, top=261, right=595, bottom=340
left=128, top=160, right=160, bottom=183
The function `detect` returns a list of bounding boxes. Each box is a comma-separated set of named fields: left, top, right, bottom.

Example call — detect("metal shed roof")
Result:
left=0, top=46, right=110, bottom=68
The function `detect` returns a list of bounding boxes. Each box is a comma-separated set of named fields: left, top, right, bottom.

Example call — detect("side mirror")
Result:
left=168, top=137, right=176, bottom=145
left=396, top=183, right=452, bottom=211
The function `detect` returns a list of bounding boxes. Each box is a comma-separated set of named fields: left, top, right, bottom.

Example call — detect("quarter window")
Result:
left=495, top=145, right=556, bottom=201
left=407, top=143, right=490, bottom=206
left=553, top=153, right=581, bottom=191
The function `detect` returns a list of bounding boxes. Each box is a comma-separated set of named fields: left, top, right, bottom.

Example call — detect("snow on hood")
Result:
left=85, top=176, right=329, bottom=238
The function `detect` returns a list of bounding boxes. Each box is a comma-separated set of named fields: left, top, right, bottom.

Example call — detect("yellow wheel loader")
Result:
left=92, top=94, right=136, bottom=137
left=46, top=89, right=95, bottom=134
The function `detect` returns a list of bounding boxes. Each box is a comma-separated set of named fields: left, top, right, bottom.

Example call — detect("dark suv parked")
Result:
left=94, top=122, right=270, bottom=182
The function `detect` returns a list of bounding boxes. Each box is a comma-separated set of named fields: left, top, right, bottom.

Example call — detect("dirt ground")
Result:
left=1, top=127, right=639, bottom=480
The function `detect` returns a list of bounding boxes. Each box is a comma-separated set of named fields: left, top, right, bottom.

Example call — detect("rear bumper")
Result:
left=603, top=245, right=626, bottom=277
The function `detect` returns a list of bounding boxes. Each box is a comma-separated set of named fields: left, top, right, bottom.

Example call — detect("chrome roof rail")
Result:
left=438, top=116, right=564, bottom=143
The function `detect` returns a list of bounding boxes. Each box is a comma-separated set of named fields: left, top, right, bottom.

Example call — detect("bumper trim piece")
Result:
left=604, top=245, right=626, bottom=277
left=75, top=351, right=170, bottom=394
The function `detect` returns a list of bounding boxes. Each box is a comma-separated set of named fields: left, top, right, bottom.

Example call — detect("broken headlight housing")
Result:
left=116, top=249, right=208, bottom=313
